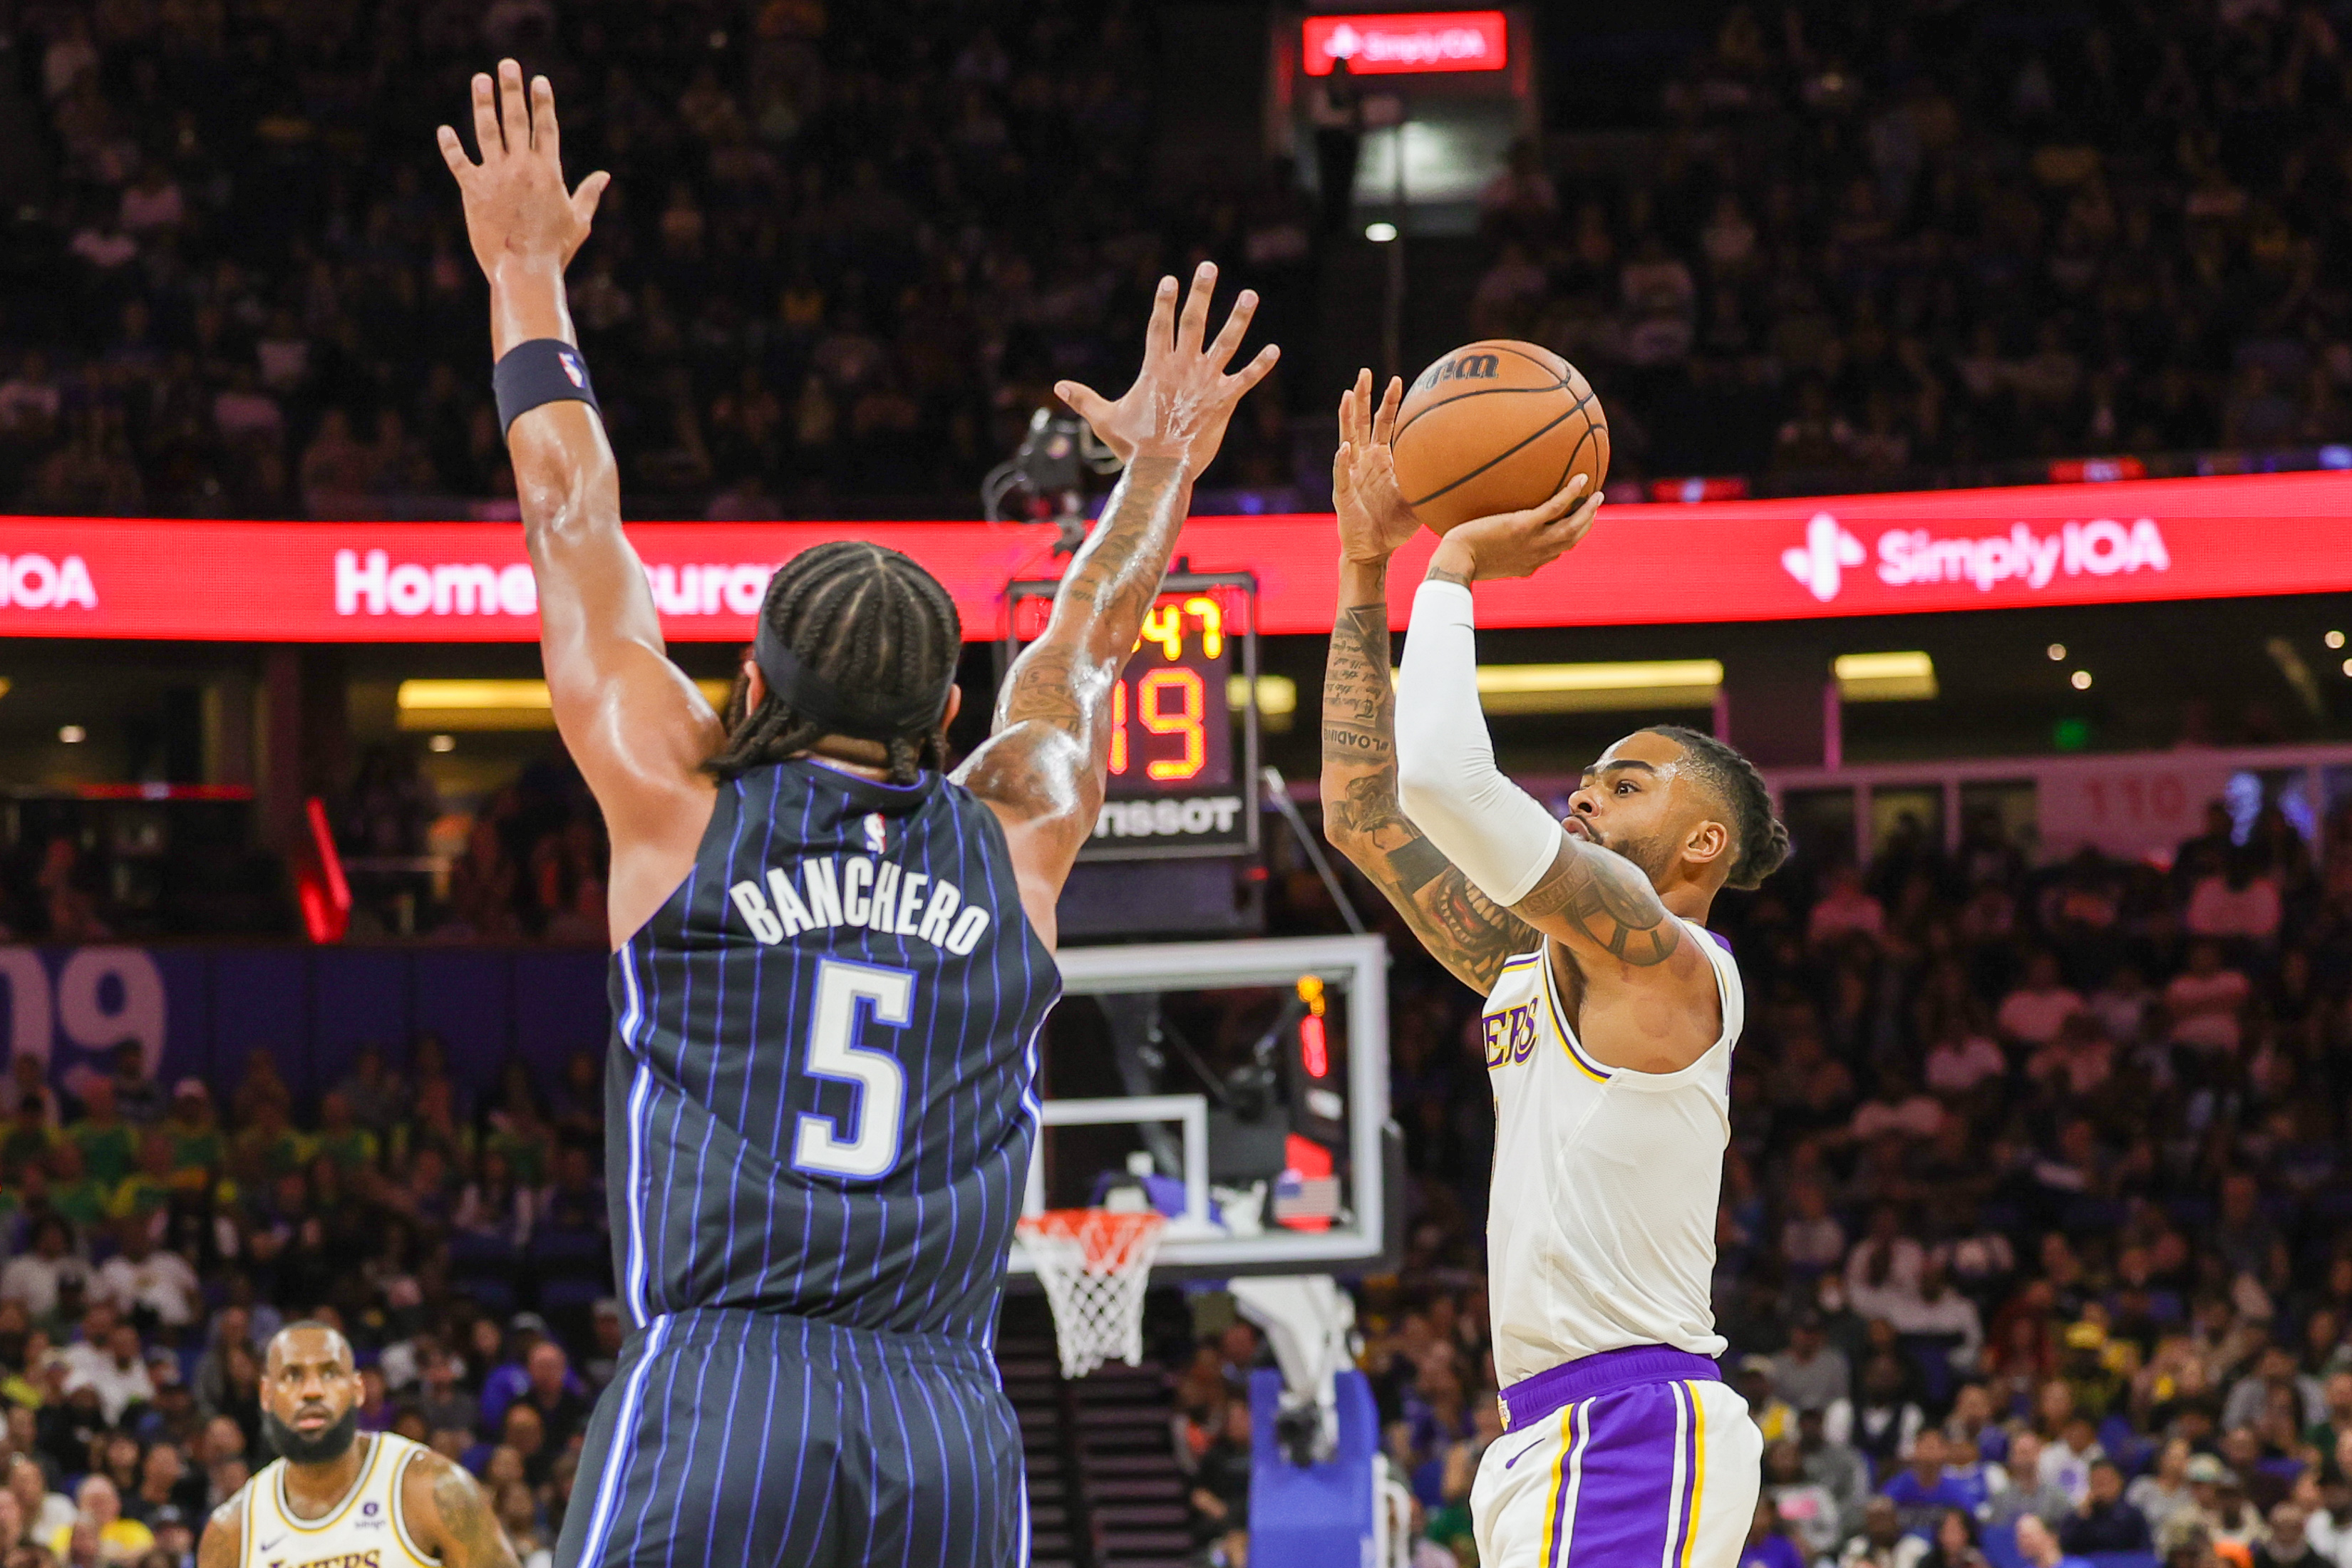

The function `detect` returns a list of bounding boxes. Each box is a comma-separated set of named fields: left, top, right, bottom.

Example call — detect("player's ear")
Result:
left=943, top=684, right=964, bottom=730
left=1684, top=817, right=1730, bottom=875
left=743, top=659, right=766, bottom=711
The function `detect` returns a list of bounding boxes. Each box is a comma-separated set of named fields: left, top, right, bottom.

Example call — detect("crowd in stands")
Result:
left=0, top=0, right=1307, bottom=522
left=15, top=776, right=2352, bottom=1568
left=1165, top=788, right=2352, bottom=1568
left=0, top=1031, right=612, bottom=1568
left=1470, top=1, right=2352, bottom=487
left=334, top=748, right=613, bottom=945
left=22, top=0, right=2352, bottom=522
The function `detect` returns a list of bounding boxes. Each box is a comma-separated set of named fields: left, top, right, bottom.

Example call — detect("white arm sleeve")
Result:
left=1393, top=579, right=1567, bottom=909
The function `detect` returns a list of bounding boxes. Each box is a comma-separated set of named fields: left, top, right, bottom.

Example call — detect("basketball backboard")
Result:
left=1007, top=934, right=1401, bottom=1283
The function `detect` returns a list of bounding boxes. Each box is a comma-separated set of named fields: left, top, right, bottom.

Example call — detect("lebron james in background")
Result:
left=198, top=1323, right=517, bottom=1568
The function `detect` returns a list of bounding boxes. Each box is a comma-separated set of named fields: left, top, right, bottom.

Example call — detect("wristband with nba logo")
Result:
left=493, top=338, right=601, bottom=437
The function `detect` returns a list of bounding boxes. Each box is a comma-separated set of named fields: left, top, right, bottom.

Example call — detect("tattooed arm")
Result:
left=958, top=262, right=1279, bottom=951
left=1401, top=495, right=1726, bottom=1072
left=402, top=1450, right=524, bottom=1568
left=1316, top=372, right=1539, bottom=992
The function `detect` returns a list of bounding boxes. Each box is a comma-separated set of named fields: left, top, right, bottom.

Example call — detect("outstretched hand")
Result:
left=1332, top=368, right=1419, bottom=564
left=438, top=59, right=610, bottom=281
left=1426, top=475, right=1601, bottom=584
left=1054, top=262, right=1281, bottom=482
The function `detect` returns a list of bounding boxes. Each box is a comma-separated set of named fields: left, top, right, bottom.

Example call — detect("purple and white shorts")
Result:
left=1471, top=1347, right=1762, bottom=1568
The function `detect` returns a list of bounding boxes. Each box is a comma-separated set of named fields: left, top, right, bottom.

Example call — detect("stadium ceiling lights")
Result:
left=396, top=677, right=732, bottom=731
left=1831, top=651, right=1939, bottom=702
left=1445, top=653, right=1937, bottom=715
left=1457, top=660, right=1723, bottom=715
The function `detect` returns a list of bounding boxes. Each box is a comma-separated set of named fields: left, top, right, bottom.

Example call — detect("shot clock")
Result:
left=1004, top=572, right=1260, bottom=861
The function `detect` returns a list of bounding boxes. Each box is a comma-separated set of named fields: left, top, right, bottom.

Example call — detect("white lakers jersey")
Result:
left=1480, top=919, right=1743, bottom=1385
left=239, top=1433, right=438, bottom=1568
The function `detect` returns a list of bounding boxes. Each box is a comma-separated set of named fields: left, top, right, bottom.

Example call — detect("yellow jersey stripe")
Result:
left=1678, top=1381, right=1708, bottom=1568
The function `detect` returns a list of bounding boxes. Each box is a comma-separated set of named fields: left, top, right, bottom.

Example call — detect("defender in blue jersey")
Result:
left=438, top=61, right=1280, bottom=1568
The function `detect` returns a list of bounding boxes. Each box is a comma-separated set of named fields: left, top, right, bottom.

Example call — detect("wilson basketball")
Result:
left=1390, top=340, right=1609, bottom=535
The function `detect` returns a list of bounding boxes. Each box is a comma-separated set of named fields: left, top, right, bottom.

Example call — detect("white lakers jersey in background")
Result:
left=239, top=1433, right=438, bottom=1568
left=1480, top=918, right=1744, bottom=1386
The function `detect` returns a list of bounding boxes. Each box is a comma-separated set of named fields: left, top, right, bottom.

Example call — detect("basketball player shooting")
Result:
left=197, top=1324, right=517, bottom=1568
left=1318, top=372, right=1789, bottom=1568
left=438, top=62, right=1276, bottom=1568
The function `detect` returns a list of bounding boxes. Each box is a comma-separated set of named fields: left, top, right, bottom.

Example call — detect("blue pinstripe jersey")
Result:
left=604, top=758, right=1060, bottom=1343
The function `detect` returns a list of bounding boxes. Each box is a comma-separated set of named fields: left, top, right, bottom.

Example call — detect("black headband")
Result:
left=751, top=618, right=954, bottom=743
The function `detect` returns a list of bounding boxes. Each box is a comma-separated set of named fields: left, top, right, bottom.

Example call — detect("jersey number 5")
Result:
left=793, top=958, right=914, bottom=1181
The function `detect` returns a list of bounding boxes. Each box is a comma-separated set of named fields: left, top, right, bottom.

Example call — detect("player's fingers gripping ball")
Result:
left=1389, top=339, right=1610, bottom=537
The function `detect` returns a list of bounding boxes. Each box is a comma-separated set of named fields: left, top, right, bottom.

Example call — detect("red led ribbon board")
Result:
left=1301, top=11, right=1508, bottom=75
left=2, top=470, right=2351, bottom=642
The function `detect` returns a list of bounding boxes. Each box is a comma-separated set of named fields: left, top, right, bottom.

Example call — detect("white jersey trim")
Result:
left=1536, top=917, right=1740, bottom=1092
left=388, top=1442, right=440, bottom=1565
left=270, top=1432, right=383, bottom=1535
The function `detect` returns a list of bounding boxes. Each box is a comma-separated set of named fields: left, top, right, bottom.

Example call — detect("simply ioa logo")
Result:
left=1783, top=513, right=2173, bottom=602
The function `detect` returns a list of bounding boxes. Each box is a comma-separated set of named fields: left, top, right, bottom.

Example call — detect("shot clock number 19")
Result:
left=1004, top=571, right=1260, bottom=861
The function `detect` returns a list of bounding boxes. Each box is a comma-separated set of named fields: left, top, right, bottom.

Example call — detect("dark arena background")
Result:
left=9, top=2, right=2352, bottom=1567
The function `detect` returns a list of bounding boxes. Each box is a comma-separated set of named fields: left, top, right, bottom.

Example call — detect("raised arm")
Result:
left=956, top=263, right=1277, bottom=949
left=440, top=61, right=720, bottom=944
left=1317, top=371, right=1540, bottom=992
left=1392, top=497, right=1728, bottom=1067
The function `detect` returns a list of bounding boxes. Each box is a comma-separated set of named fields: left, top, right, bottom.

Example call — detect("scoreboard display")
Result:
left=1005, top=572, right=1259, bottom=861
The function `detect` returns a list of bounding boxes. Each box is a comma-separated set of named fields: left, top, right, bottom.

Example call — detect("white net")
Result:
left=1018, top=1208, right=1167, bottom=1380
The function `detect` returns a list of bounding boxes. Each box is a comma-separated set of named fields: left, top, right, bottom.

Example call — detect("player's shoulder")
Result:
left=390, top=1433, right=450, bottom=1484
left=396, top=1438, right=479, bottom=1516
left=199, top=1479, right=256, bottom=1566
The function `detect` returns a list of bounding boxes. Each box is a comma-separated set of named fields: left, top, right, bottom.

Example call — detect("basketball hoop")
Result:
left=1017, top=1207, right=1167, bottom=1379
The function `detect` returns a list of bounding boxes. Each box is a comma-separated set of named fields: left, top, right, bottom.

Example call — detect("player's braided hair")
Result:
left=1644, top=725, right=1790, bottom=890
left=705, top=541, right=963, bottom=786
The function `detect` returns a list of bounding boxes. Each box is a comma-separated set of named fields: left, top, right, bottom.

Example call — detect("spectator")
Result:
left=1799, top=1404, right=1874, bottom=1539
left=1887, top=1261, right=1984, bottom=1371
left=1782, top=1185, right=1849, bottom=1279
left=2013, top=1514, right=2093, bottom=1568
left=2039, top=1406, right=2105, bottom=1507
left=1917, top=1509, right=1991, bottom=1568
left=1997, top=954, right=2084, bottom=1047
left=1839, top=1496, right=1915, bottom=1568
left=46, top=1479, right=148, bottom=1567
left=12, top=1455, right=74, bottom=1540
left=1738, top=1356, right=1796, bottom=1444
left=514, top=1343, right=588, bottom=1457
left=1742, top=1493, right=1807, bottom=1568
left=2061, top=1460, right=2154, bottom=1554
left=62, top=1312, right=151, bottom=1426
left=2166, top=942, right=2253, bottom=1053
left=1923, top=1025, right=2006, bottom=1097
left=2255, top=1502, right=2328, bottom=1568
left=91, top=1228, right=198, bottom=1334
left=1990, top=1433, right=2080, bottom=1532
left=1190, top=1400, right=1254, bottom=1541
left=1810, top=866, right=1887, bottom=946
left=2187, top=854, right=2284, bottom=946
left=1776, top=1312, right=1852, bottom=1415
left=2130, top=1440, right=2202, bottom=1544
left=1851, top=1353, right=1927, bottom=1477
left=453, top=1152, right=534, bottom=1254
left=1883, top=1430, right=1977, bottom=1539
left=0, top=1224, right=86, bottom=1321
left=1764, top=1437, right=1846, bottom=1559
